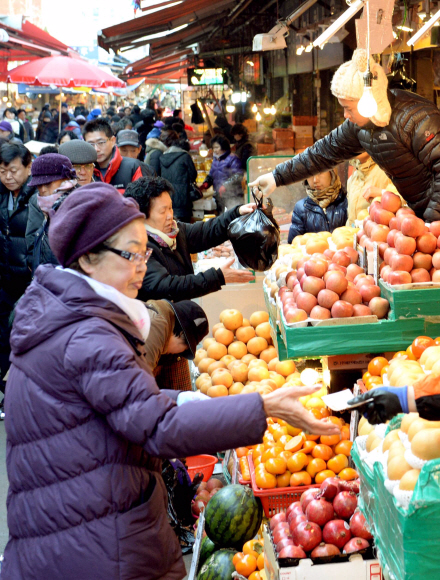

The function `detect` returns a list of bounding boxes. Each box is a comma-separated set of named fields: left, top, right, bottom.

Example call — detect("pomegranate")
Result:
left=273, top=525, right=292, bottom=545
left=288, top=514, right=308, bottom=535
left=286, top=501, right=304, bottom=519
left=319, top=477, right=340, bottom=500
left=350, top=511, right=373, bottom=540
left=338, top=479, right=360, bottom=494
left=270, top=512, right=287, bottom=530
left=322, top=519, right=352, bottom=549
left=300, top=488, right=321, bottom=512
left=333, top=491, right=358, bottom=520
left=305, top=498, right=335, bottom=527
left=343, top=537, right=370, bottom=554
left=292, top=521, right=322, bottom=552
left=279, top=545, right=307, bottom=559
left=276, top=537, right=294, bottom=553
left=311, top=542, right=341, bottom=558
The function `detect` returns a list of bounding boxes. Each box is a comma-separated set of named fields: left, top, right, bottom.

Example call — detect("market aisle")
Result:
left=0, top=421, right=7, bottom=553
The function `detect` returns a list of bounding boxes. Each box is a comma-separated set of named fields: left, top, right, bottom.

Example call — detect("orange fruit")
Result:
left=412, top=336, right=435, bottom=359
left=276, top=471, right=292, bottom=487
left=287, top=452, right=308, bottom=473
left=265, top=457, right=287, bottom=475
left=243, top=540, right=263, bottom=559
left=380, top=365, right=390, bottom=378
left=365, top=376, right=383, bottom=390
left=279, top=434, right=293, bottom=447
left=362, top=371, right=372, bottom=383
left=312, top=444, right=334, bottom=461
left=251, top=444, right=265, bottom=461
left=327, top=416, right=344, bottom=427
left=236, top=447, right=249, bottom=458
left=249, top=572, right=262, bottom=580
left=340, top=425, right=350, bottom=441
left=320, top=408, right=331, bottom=418
left=320, top=434, right=341, bottom=446
left=306, top=457, right=327, bottom=478
left=339, top=467, right=359, bottom=481
left=406, top=345, right=417, bottom=360
left=253, top=456, right=262, bottom=468
left=261, top=446, right=283, bottom=462
left=255, top=469, right=277, bottom=489
left=327, top=453, right=349, bottom=474
left=290, top=471, right=312, bottom=486
left=302, top=440, right=317, bottom=454
left=233, top=552, right=244, bottom=567
left=334, top=440, right=353, bottom=456
left=315, top=469, right=336, bottom=484
left=392, top=351, right=411, bottom=360
left=235, top=554, right=257, bottom=577
left=304, top=433, right=320, bottom=441
left=284, top=434, right=305, bottom=452
left=272, top=426, right=288, bottom=441
left=279, top=450, right=293, bottom=463
left=257, top=553, right=265, bottom=571
left=368, top=356, right=389, bottom=377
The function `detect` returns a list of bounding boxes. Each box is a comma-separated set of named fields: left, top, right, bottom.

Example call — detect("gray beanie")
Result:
left=58, top=140, right=97, bottom=165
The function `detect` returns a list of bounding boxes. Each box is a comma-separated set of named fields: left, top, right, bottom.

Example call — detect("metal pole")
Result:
left=58, top=87, right=62, bottom=133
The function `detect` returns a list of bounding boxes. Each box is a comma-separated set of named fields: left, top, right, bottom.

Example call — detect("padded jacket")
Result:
left=274, top=89, right=440, bottom=222
left=0, top=179, right=35, bottom=298
left=159, top=146, right=198, bottom=222
left=3, top=265, right=267, bottom=580
left=93, top=146, right=143, bottom=193
left=139, top=206, right=241, bottom=302
left=287, top=188, right=348, bottom=243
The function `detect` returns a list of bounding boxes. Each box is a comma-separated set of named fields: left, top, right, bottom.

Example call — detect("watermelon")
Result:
left=198, top=536, right=219, bottom=572
left=204, top=484, right=263, bottom=549
left=197, top=549, right=236, bottom=580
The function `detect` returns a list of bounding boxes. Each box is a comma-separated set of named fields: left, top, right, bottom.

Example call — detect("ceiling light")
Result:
left=305, top=42, right=313, bottom=52
left=263, top=106, right=271, bottom=114
left=296, top=45, right=305, bottom=55
left=255, top=112, right=262, bottom=121
left=418, top=11, right=426, bottom=19
left=396, top=25, right=413, bottom=32
left=231, top=92, right=242, bottom=104
left=241, top=91, right=247, bottom=102
left=408, top=7, right=440, bottom=45
left=313, top=0, right=364, bottom=48
left=251, top=103, right=258, bottom=113
left=270, top=105, right=276, bottom=115
left=246, top=60, right=255, bottom=66
left=226, top=97, right=235, bottom=113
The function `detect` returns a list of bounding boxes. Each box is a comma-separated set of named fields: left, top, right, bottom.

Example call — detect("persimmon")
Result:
left=235, top=554, right=257, bottom=577
left=304, top=433, right=320, bottom=441
left=233, top=552, right=244, bottom=567
left=257, top=553, right=265, bottom=571
left=334, top=440, right=353, bottom=456
left=284, top=434, right=305, bottom=452
left=339, top=467, right=359, bottom=480
left=251, top=444, right=265, bottom=461
left=306, top=458, right=327, bottom=478
left=312, top=444, right=334, bottom=461
left=290, top=471, right=312, bottom=486
left=265, top=457, right=287, bottom=475
left=340, top=425, right=350, bottom=441
left=255, top=470, right=277, bottom=489
left=412, top=336, right=435, bottom=359
left=302, top=440, right=317, bottom=454
left=249, top=572, right=262, bottom=580
left=327, top=453, right=349, bottom=474
left=243, top=540, right=263, bottom=559
left=276, top=471, right=292, bottom=487
left=406, top=344, right=417, bottom=359
left=319, top=408, right=331, bottom=418
left=362, top=371, right=372, bottom=383
left=287, top=452, right=308, bottom=473
left=261, top=446, right=283, bottom=462
left=315, top=469, right=336, bottom=484
left=380, top=365, right=390, bottom=378
left=272, top=426, right=289, bottom=441
left=368, top=356, right=389, bottom=377
left=326, top=416, right=344, bottom=427
left=236, top=447, right=249, bottom=458
left=279, top=434, right=293, bottom=447
left=279, top=450, right=293, bottom=463
left=320, top=433, right=341, bottom=446
left=365, top=376, right=383, bottom=390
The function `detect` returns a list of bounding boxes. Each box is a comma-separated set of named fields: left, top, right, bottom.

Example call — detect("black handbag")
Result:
left=189, top=183, right=203, bottom=202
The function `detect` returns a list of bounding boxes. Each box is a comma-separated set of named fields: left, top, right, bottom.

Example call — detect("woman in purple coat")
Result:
left=3, top=183, right=339, bottom=580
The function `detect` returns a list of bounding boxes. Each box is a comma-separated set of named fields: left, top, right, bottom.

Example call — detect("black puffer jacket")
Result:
left=235, top=138, right=256, bottom=170
left=159, top=146, right=197, bottom=222
left=139, top=206, right=241, bottom=302
left=274, top=89, right=440, bottom=222
left=0, top=178, right=35, bottom=298
left=288, top=188, right=348, bottom=243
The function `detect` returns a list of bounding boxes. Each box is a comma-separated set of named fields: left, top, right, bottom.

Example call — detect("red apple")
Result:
left=413, top=252, right=432, bottom=270
left=371, top=224, right=390, bottom=243
left=396, top=207, right=416, bottom=217
left=326, top=272, right=348, bottom=295
left=359, top=284, right=381, bottom=302
left=324, top=249, right=335, bottom=260
left=331, top=300, right=353, bottom=318
left=394, top=234, right=416, bottom=256
left=369, top=296, right=390, bottom=318
left=343, top=247, right=359, bottom=264
left=380, top=265, right=391, bottom=282
left=381, top=191, right=401, bottom=213
left=310, top=305, right=331, bottom=320
left=416, top=233, right=437, bottom=254
left=328, top=263, right=347, bottom=275
left=375, top=208, right=394, bottom=226
left=401, top=216, right=426, bottom=238
left=304, top=259, right=328, bottom=278
left=429, top=221, right=440, bottom=237
left=296, top=292, right=318, bottom=314
left=389, top=216, right=400, bottom=231
left=384, top=247, right=398, bottom=265
left=390, top=254, right=413, bottom=272
left=352, top=304, right=373, bottom=316
left=317, top=289, right=340, bottom=309
left=302, top=276, right=326, bottom=297
left=410, top=268, right=431, bottom=283
left=387, top=229, right=398, bottom=247
left=340, top=288, right=362, bottom=305
left=388, top=271, right=412, bottom=285
left=432, top=270, right=440, bottom=282
left=332, top=251, right=351, bottom=267
left=284, top=307, right=308, bottom=323
left=347, top=264, right=364, bottom=279
left=378, top=242, right=388, bottom=259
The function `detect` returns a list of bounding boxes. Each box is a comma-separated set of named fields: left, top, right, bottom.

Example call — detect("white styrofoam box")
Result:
left=192, top=197, right=217, bottom=211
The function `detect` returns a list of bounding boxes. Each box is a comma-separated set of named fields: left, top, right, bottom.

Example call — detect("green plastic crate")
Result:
left=372, top=460, right=440, bottom=580
left=269, top=321, right=288, bottom=361
left=263, top=286, right=277, bottom=328
left=351, top=440, right=376, bottom=529
left=279, top=315, right=440, bottom=359
left=379, top=280, right=440, bottom=321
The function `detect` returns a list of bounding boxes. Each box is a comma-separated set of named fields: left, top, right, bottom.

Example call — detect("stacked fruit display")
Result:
left=357, top=191, right=440, bottom=285
left=269, top=477, right=372, bottom=560
left=232, top=539, right=266, bottom=580
left=278, top=250, right=389, bottom=324
left=191, top=477, right=224, bottom=518
left=241, top=417, right=356, bottom=489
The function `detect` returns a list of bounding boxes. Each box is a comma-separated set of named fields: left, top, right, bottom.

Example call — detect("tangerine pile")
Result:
left=233, top=539, right=266, bottom=580
left=237, top=417, right=357, bottom=489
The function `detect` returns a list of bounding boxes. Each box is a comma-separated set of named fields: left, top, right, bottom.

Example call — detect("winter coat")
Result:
left=274, top=89, right=440, bottom=222
left=3, top=265, right=267, bottom=580
left=94, top=146, right=143, bottom=193
left=139, top=206, right=241, bottom=302
left=288, top=188, right=348, bottom=243
left=0, top=178, right=35, bottom=298
left=64, top=120, right=83, bottom=139
left=36, top=121, right=59, bottom=144
left=234, top=138, right=256, bottom=170
left=145, top=138, right=167, bottom=175
left=159, top=146, right=197, bottom=222
left=206, top=151, right=243, bottom=192
left=22, top=119, right=34, bottom=143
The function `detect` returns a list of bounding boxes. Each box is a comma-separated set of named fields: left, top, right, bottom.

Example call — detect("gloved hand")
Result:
left=176, top=391, right=210, bottom=406
left=348, top=386, right=408, bottom=424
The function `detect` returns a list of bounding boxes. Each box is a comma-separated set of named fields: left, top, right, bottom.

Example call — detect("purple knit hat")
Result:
left=49, top=182, right=145, bottom=267
left=29, top=153, right=76, bottom=186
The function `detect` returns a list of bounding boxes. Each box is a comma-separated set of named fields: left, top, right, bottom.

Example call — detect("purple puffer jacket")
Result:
left=208, top=151, right=243, bottom=192
left=3, top=266, right=267, bottom=580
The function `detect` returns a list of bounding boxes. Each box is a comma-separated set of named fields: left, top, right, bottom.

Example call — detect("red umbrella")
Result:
left=7, top=55, right=125, bottom=88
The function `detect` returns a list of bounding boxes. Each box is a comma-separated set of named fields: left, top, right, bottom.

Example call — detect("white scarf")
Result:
left=145, top=222, right=179, bottom=250
left=60, top=268, right=151, bottom=342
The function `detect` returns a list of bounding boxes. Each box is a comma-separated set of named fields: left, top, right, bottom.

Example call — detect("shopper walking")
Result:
left=158, top=130, right=197, bottom=222
left=17, top=109, right=34, bottom=142
left=231, top=123, right=256, bottom=170
left=145, top=134, right=167, bottom=174
left=3, top=182, right=339, bottom=580
left=250, top=48, right=440, bottom=222
left=58, top=140, right=97, bottom=186
left=36, top=111, right=59, bottom=144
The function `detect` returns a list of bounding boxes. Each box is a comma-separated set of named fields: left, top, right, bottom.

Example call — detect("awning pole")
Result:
left=59, top=87, right=62, bottom=133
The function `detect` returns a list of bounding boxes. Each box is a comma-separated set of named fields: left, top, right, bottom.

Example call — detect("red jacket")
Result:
left=94, top=146, right=143, bottom=193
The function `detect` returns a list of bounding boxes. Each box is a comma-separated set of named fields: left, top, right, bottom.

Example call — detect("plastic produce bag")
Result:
left=227, top=193, right=280, bottom=271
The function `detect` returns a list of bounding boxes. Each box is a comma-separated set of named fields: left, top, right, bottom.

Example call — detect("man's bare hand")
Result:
left=248, top=172, right=276, bottom=198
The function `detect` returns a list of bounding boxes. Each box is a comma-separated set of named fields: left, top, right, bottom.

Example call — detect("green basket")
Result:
left=351, top=440, right=376, bottom=528
left=379, top=280, right=440, bottom=321
left=384, top=414, right=404, bottom=436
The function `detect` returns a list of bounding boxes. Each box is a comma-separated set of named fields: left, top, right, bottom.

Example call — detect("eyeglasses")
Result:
left=86, top=139, right=110, bottom=149
left=73, top=163, right=95, bottom=172
left=103, top=245, right=153, bottom=265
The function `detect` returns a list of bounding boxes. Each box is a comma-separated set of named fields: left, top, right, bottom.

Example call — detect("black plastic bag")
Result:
left=227, top=193, right=280, bottom=271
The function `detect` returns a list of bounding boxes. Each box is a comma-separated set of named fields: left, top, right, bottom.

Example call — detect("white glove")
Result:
left=177, top=391, right=210, bottom=406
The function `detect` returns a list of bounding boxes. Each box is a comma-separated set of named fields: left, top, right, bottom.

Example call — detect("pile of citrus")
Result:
left=237, top=417, right=357, bottom=489
left=233, top=539, right=266, bottom=580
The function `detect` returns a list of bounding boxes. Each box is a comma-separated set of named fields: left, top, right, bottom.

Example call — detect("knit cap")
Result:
left=49, top=182, right=145, bottom=267
left=331, top=49, right=391, bottom=127
left=29, top=153, right=76, bottom=186
left=59, top=140, right=97, bottom=164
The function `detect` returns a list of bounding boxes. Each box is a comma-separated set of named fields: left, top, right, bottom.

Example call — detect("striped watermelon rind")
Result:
left=198, top=536, right=219, bottom=572
left=197, top=548, right=236, bottom=580
left=204, top=484, right=263, bottom=549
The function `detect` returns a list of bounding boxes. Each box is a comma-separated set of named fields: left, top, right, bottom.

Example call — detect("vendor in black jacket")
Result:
left=250, top=49, right=440, bottom=222
left=124, top=176, right=255, bottom=302
left=288, top=169, right=347, bottom=243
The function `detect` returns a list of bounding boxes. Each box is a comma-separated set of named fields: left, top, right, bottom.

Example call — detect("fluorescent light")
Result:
left=408, top=7, right=440, bottom=45
left=296, top=45, right=305, bottom=55
left=418, top=11, right=426, bottom=19
left=313, top=0, right=364, bottom=48
left=305, top=42, right=313, bottom=52
left=246, top=60, right=255, bottom=66
left=397, top=25, right=413, bottom=32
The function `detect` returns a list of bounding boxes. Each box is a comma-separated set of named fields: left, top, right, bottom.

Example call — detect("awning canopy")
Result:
left=98, top=0, right=235, bottom=52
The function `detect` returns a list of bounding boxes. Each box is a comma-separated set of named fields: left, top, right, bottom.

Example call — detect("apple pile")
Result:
left=280, top=250, right=390, bottom=324
left=358, top=191, right=440, bottom=285
left=269, top=477, right=373, bottom=561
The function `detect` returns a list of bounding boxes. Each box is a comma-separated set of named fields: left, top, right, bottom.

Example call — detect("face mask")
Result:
left=37, top=191, right=63, bottom=214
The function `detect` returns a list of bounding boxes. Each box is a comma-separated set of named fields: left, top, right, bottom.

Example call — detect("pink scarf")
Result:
left=37, top=179, right=77, bottom=214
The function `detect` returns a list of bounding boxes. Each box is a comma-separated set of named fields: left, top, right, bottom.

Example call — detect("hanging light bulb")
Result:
left=263, top=105, right=271, bottom=114
left=296, top=45, right=305, bottom=55
left=6, top=102, right=11, bottom=107
left=255, top=112, right=262, bottom=121
left=231, top=92, right=241, bottom=104
left=226, top=97, right=235, bottom=113
left=241, top=91, right=247, bottom=102
left=251, top=103, right=258, bottom=113
left=300, top=368, right=319, bottom=387
left=305, top=43, right=314, bottom=52
left=357, top=1, right=377, bottom=119
left=270, top=105, right=276, bottom=115
left=2, top=96, right=7, bottom=102
left=199, top=143, right=209, bottom=157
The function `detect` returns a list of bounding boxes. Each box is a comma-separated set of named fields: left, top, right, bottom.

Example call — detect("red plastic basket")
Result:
left=186, top=455, right=218, bottom=482
left=248, top=456, right=320, bottom=517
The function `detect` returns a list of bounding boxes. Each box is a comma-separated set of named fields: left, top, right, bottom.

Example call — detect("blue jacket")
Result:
left=288, top=188, right=348, bottom=243
left=207, top=151, right=243, bottom=192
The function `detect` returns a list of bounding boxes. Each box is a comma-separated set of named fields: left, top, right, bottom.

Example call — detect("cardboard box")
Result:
left=243, top=118, right=258, bottom=133
left=294, top=137, right=314, bottom=149
left=272, top=128, right=294, bottom=140
left=292, top=125, right=314, bottom=137
left=292, top=115, right=318, bottom=126
left=257, top=143, right=276, bottom=155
